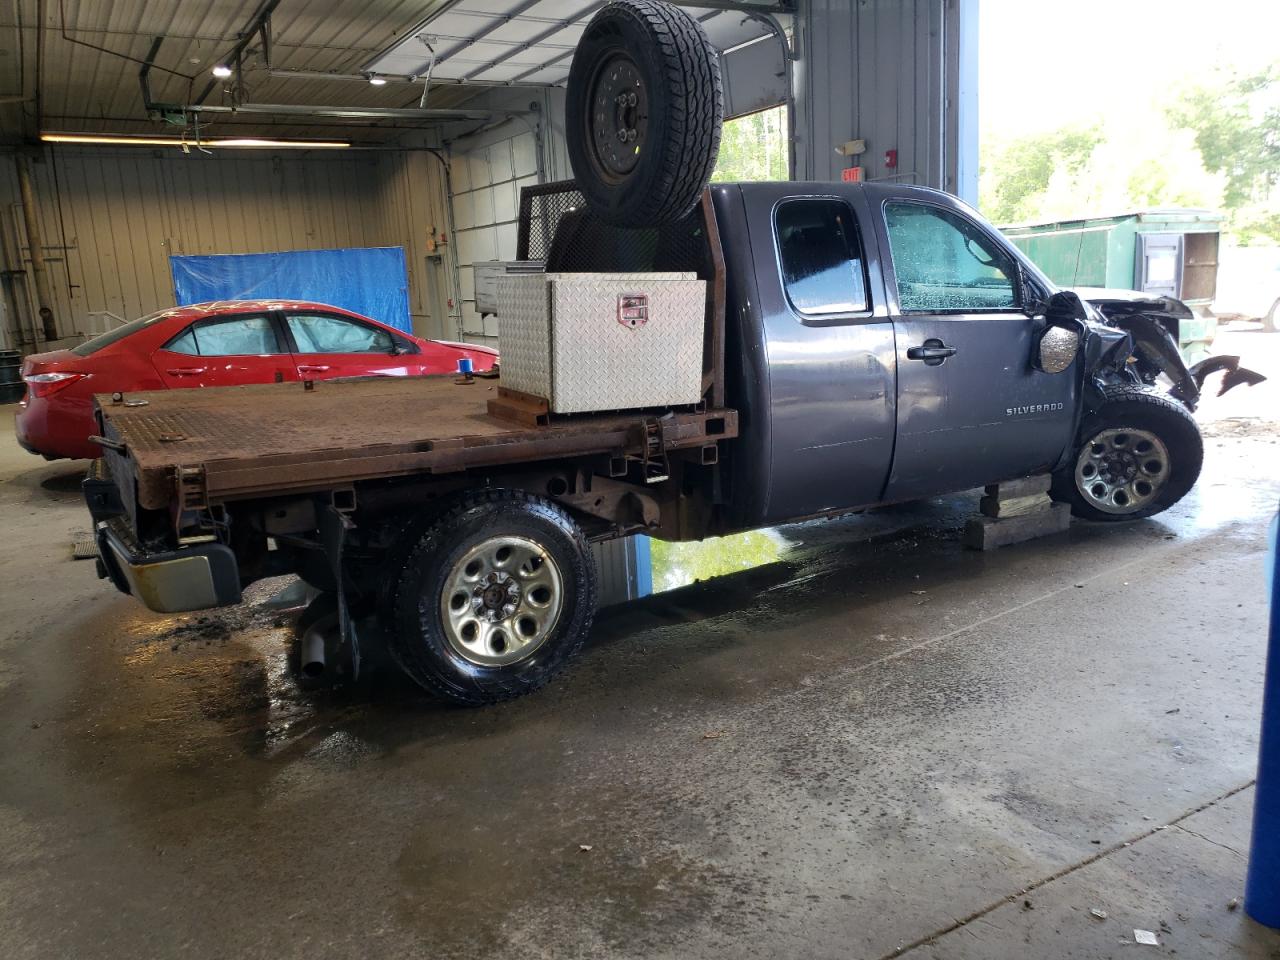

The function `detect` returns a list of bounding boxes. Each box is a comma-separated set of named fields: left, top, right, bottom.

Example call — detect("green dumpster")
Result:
left=1002, top=209, right=1222, bottom=362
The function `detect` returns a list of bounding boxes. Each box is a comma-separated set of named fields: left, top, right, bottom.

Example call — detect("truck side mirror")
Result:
left=1035, top=324, right=1080, bottom=374
left=1033, top=291, right=1087, bottom=374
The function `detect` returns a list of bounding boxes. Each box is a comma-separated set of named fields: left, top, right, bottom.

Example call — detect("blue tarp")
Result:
left=169, top=247, right=411, bottom=332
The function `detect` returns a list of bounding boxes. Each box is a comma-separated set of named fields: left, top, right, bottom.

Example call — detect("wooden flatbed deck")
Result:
left=97, top=376, right=737, bottom=510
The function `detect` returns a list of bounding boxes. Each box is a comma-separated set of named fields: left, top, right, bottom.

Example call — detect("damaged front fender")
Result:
left=1081, top=293, right=1266, bottom=412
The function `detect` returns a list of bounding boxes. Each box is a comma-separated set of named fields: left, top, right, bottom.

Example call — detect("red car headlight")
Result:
left=24, top=371, right=86, bottom=398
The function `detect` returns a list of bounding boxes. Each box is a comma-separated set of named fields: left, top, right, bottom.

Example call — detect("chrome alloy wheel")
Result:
left=440, top=536, right=564, bottom=666
left=1074, top=427, right=1171, bottom=515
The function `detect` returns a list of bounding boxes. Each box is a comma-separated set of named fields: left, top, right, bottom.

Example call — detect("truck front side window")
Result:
left=775, top=199, right=869, bottom=317
left=884, top=202, right=1018, bottom=313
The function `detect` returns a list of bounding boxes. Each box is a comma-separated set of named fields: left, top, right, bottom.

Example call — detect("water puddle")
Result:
left=648, top=528, right=790, bottom=593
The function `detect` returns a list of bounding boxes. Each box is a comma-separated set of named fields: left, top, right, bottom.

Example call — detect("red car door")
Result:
left=278, top=309, right=419, bottom=379
left=151, top=312, right=299, bottom=388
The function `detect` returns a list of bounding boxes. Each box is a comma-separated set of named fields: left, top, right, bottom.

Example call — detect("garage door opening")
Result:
left=712, top=105, right=790, bottom=182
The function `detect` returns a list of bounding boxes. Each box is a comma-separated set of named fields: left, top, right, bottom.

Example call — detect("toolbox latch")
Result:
left=617, top=293, right=648, bottom=328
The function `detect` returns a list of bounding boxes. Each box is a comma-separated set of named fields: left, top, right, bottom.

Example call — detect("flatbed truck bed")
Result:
left=95, top=375, right=737, bottom=511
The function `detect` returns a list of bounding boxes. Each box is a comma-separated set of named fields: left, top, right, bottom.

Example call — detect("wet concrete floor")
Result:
left=2, top=328, right=1279, bottom=959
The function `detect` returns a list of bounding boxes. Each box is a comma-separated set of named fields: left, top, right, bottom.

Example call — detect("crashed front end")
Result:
left=1077, top=290, right=1265, bottom=412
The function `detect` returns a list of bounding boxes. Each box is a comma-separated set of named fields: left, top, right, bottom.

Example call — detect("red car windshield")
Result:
left=71, top=310, right=172, bottom=357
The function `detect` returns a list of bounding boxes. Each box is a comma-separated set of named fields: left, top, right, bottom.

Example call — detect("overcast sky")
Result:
left=979, top=0, right=1280, bottom=142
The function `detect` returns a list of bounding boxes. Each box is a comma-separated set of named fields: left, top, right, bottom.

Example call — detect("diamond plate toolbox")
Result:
left=497, top=272, right=705, bottom=413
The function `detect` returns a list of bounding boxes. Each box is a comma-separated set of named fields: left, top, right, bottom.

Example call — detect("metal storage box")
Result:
left=498, top=272, right=705, bottom=413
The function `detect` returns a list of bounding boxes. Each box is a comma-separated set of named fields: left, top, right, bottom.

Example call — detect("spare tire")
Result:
left=565, top=0, right=723, bottom=226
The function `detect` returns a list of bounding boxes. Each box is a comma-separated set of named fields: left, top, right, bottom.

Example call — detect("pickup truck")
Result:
left=83, top=179, right=1253, bottom=705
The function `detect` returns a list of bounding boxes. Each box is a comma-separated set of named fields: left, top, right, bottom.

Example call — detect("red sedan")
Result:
left=16, top=300, right=497, bottom=460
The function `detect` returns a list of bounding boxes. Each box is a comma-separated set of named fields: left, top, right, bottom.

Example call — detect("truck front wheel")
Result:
left=1051, top=384, right=1203, bottom=522
left=385, top=490, right=596, bottom=705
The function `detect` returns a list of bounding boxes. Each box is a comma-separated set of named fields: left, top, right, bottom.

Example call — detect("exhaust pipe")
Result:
left=300, top=623, right=327, bottom=679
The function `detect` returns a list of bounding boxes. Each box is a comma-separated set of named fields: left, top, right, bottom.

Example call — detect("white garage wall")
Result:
left=448, top=121, right=544, bottom=349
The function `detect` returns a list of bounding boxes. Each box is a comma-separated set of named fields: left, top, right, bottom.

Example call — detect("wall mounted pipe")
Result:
left=14, top=155, right=56, bottom=341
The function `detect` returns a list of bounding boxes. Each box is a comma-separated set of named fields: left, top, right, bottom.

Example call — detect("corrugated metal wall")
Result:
left=450, top=125, right=543, bottom=347
left=448, top=92, right=570, bottom=349
left=0, top=148, right=455, bottom=346
left=794, top=0, right=968, bottom=194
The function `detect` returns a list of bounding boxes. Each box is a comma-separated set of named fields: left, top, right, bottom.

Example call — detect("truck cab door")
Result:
left=729, top=186, right=897, bottom=524
left=875, top=198, right=1077, bottom=501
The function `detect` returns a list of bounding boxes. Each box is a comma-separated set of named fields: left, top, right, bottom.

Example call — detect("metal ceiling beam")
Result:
left=178, top=103, right=494, bottom=122
left=669, top=0, right=794, bottom=12
left=264, top=68, right=552, bottom=90
left=425, top=0, right=548, bottom=74
left=358, top=0, right=471, bottom=73
left=193, top=0, right=285, bottom=106
left=463, top=3, right=608, bottom=82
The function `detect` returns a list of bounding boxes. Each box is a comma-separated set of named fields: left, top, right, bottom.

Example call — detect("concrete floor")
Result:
left=2, top=326, right=1279, bottom=960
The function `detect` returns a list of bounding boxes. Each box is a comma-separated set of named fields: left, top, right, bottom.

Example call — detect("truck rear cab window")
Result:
left=775, top=199, right=869, bottom=317
left=884, top=201, right=1019, bottom=313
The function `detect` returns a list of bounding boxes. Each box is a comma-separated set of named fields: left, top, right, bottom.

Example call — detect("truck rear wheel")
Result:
left=565, top=0, right=723, bottom=226
left=1051, top=384, right=1203, bottom=522
left=385, top=490, right=596, bottom=705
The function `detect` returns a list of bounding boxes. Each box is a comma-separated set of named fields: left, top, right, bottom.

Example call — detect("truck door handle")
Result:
left=297, top=364, right=331, bottom=374
left=906, top=340, right=957, bottom=366
left=165, top=366, right=206, bottom=376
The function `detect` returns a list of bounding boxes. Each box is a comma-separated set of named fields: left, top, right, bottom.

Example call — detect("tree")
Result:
left=979, top=66, right=1280, bottom=244
left=1171, top=66, right=1280, bottom=208
left=979, top=125, right=1103, bottom=224
left=711, top=106, right=790, bottom=182
left=1169, top=66, right=1280, bottom=243
left=1030, top=118, right=1225, bottom=222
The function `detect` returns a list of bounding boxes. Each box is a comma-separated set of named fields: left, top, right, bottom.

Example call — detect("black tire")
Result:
left=1051, top=384, right=1203, bottom=522
left=565, top=0, right=723, bottom=226
left=385, top=490, right=596, bottom=705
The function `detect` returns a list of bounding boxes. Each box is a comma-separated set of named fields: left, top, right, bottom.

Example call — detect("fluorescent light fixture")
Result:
left=211, top=64, right=233, bottom=78
left=367, top=74, right=387, bottom=86
left=40, top=132, right=350, bottom=149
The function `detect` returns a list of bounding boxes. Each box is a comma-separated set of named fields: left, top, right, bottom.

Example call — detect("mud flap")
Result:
left=319, top=505, right=360, bottom=680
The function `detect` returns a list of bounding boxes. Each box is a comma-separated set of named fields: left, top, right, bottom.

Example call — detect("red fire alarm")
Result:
left=884, top=148, right=898, bottom=169
left=841, top=166, right=863, bottom=183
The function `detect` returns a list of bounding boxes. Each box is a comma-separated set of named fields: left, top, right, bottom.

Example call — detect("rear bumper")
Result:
left=94, top=521, right=242, bottom=614
left=15, top=395, right=101, bottom=460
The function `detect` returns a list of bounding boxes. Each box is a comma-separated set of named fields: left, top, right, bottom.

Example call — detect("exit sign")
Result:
left=841, top=166, right=863, bottom=182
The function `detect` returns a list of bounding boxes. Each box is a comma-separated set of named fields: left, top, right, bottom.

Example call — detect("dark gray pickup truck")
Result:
left=84, top=179, right=1257, bottom=704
